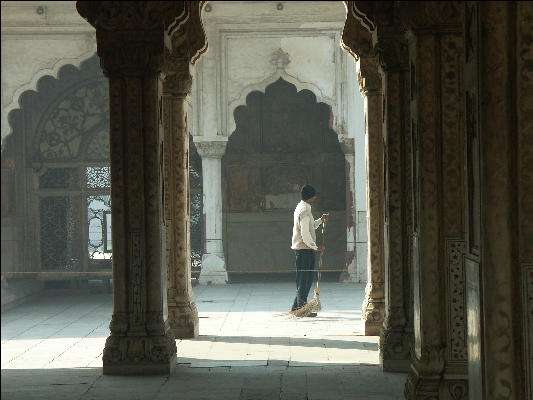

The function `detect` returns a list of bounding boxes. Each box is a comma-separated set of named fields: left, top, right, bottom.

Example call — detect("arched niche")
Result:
left=1, top=44, right=98, bottom=149
left=3, top=54, right=206, bottom=278
left=3, top=54, right=112, bottom=274
left=189, top=135, right=204, bottom=278
left=226, top=69, right=336, bottom=137
left=222, top=77, right=346, bottom=278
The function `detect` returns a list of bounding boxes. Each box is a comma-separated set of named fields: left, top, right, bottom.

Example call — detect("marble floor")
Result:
left=1, top=282, right=406, bottom=399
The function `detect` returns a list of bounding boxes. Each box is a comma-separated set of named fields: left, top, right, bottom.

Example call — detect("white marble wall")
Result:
left=193, top=1, right=368, bottom=282
left=1, top=1, right=96, bottom=147
left=0, top=1, right=368, bottom=283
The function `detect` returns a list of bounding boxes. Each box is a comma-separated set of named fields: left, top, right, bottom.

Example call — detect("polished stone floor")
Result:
left=1, top=282, right=406, bottom=399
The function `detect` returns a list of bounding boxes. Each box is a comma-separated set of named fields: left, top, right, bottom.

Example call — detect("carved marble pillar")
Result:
left=401, top=3, right=468, bottom=398
left=514, top=3, right=533, bottom=399
left=76, top=1, right=190, bottom=375
left=463, top=3, right=532, bottom=399
left=195, top=141, right=228, bottom=285
left=163, top=56, right=198, bottom=338
left=375, top=30, right=413, bottom=373
left=339, top=138, right=358, bottom=283
left=463, top=3, right=483, bottom=398
left=358, top=57, right=385, bottom=336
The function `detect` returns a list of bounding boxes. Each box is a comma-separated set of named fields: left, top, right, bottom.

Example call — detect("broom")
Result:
left=291, top=220, right=326, bottom=318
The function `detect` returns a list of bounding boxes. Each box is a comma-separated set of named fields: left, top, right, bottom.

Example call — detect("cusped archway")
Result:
left=222, top=78, right=347, bottom=279
left=3, top=54, right=112, bottom=275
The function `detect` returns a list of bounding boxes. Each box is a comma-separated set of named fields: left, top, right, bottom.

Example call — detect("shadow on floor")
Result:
left=187, top=335, right=377, bottom=350
left=1, top=365, right=406, bottom=400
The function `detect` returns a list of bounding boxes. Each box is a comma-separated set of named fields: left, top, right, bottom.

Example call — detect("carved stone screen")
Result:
left=3, top=55, right=113, bottom=274
left=222, top=78, right=346, bottom=276
left=189, top=139, right=203, bottom=275
left=39, top=196, right=75, bottom=270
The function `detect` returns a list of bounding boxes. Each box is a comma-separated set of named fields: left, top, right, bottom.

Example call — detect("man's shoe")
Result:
left=291, top=302, right=307, bottom=312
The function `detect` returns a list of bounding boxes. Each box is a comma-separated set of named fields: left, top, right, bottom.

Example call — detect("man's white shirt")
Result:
left=291, top=200, right=323, bottom=251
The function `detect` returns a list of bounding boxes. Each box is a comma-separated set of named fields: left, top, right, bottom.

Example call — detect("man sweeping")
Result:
left=290, top=184, right=329, bottom=316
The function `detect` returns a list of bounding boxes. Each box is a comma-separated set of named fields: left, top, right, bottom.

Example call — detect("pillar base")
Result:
left=405, top=370, right=468, bottom=400
left=362, top=296, right=385, bottom=336
left=404, top=372, right=441, bottom=400
left=168, top=301, right=199, bottom=338
left=199, top=253, right=228, bottom=285
left=379, top=328, right=413, bottom=372
left=102, top=332, right=177, bottom=375
left=338, top=258, right=358, bottom=283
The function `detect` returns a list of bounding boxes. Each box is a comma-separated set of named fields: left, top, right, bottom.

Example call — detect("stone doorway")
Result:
left=222, top=78, right=347, bottom=281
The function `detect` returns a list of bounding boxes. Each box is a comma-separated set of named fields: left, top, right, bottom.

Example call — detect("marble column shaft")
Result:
left=195, top=141, right=228, bottom=285
left=403, top=4, right=468, bottom=398
left=340, top=138, right=358, bottom=283
left=163, top=57, right=199, bottom=338
left=75, top=0, right=197, bottom=376
left=358, top=56, right=386, bottom=336
left=375, top=31, right=413, bottom=373
left=101, top=68, right=176, bottom=375
left=465, top=3, right=532, bottom=399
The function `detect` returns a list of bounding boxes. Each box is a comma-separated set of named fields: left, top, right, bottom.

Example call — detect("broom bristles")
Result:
left=290, top=290, right=321, bottom=317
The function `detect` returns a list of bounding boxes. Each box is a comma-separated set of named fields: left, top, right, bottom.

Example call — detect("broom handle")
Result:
left=317, top=220, right=326, bottom=291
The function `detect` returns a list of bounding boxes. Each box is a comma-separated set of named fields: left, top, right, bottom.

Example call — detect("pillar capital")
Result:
left=398, top=1, right=463, bottom=33
left=163, top=55, right=193, bottom=97
left=339, top=137, right=355, bottom=155
left=358, top=57, right=382, bottom=96
left=341, top=1, right=375, bottom=60
left=166, top=1, right=208, bottom=65
left=374, top=28, right=409, bottom=72
left=77, top=1, right=208, bottom=78
left=76, top=1, right=187, bottom=77
left=162, top=1, right=208, bottom=97
left=195, top=140, right=227, bottom=159
left=352, top=1, right=395, bottom=32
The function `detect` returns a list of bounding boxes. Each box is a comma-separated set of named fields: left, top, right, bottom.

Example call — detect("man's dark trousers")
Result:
left=291, top=249, right=316, bottom=310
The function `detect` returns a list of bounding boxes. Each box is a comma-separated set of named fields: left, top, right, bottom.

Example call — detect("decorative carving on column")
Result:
left=445, top=240, right=467, bottom=361
left=517, top=3, right=533, bottom=399
left=463, top=3, right=484, bottom=398
left=76, top=1, right=196, bottom=375
left=195, top=140, right=228, bottom=285
left=398, top=2, right=468, bottom=398
left=523, top=264, right=533, bottom=400
left=359, top=56, right=385, bottom=336
left=473, top=3, right=532, bottom=399
left=478, top=4, right=521, bottom=395
left=339, top=137, right=358, bottom=283
left=163, top=57, right=199, bottom=338
left=342, top=1, right=385, bottom=336
left=195, top=141, right=227, bottom=159
left=341, top=2, right=373, bottom=60
left=374, top=27, right=414, bottom=372
left=162, top=1, right=207, bottom=340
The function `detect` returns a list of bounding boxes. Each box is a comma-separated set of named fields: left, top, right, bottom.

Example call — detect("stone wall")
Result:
left=1, top=1, right=96, bottom=147
left=195, top=1, right=368, bottom=282
left=1, top=1, right=369, bottom=283
left=1, top=276, right=43, bottom=310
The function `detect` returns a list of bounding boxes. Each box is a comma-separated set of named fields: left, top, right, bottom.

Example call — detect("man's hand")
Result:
left=321, top=213, right=330, bottom=223
left=317, top=245, right=326, bottom=253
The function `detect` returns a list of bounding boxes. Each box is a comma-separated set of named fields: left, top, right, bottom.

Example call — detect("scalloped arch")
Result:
left=227, top=69, right=335, bottom=137
left=1, top=43, right=98, bottom=149
left=32, top=77, right=109, bottom=163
